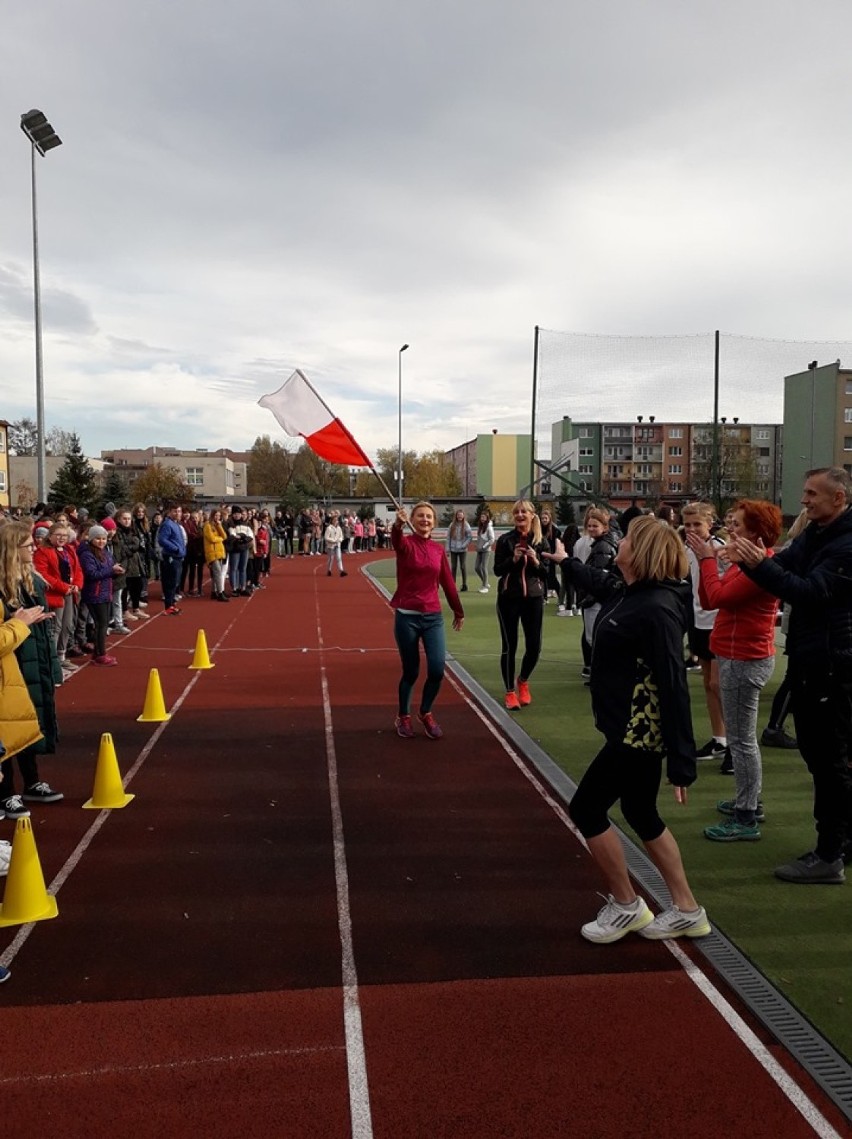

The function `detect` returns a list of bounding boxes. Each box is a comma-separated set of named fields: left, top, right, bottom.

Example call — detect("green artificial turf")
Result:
left=368, top=556, right=852, bottom=1062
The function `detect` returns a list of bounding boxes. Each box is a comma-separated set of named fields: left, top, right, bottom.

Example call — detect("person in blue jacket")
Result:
left=157, top=501, right=187, bottom=615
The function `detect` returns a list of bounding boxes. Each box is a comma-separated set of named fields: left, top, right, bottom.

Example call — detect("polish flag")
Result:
left=258, top=369, right=372, bottom=467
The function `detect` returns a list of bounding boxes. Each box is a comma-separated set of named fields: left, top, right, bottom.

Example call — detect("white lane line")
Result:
left=315, top=596, right=374, bottom=1139
left=0, top=614, right=242, bottom=971
left=447, top=675, right=843, bottom=1139
left=0, top=1045, right=345, bottom=1087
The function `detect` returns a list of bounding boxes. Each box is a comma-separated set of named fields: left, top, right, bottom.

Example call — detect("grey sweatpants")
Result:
left=717, top=655, right=775, bottom=816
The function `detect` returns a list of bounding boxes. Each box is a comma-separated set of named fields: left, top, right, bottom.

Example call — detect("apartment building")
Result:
left=782, top=361, right=852, bottom=513
left=100, top=447, right=248, bottom=499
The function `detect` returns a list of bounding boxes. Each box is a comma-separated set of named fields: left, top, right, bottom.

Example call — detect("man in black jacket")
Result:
left=733, top=467, right=852, bottom=884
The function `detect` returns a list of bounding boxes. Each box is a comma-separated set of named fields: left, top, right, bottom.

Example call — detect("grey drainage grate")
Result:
left=450, top=658, right=852, bottom=1126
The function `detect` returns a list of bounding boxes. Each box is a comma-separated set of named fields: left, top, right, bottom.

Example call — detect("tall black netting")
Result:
left=534, top=329, right=852, bottom=450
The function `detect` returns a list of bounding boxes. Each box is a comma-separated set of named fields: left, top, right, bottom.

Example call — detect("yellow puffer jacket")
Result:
left=0, top=618, right=43, bottom=760
left=203, top=521, right=227, bottom=564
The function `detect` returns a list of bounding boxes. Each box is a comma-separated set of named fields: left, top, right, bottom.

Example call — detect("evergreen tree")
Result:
left=97, top=469, right=132, bottom=515
left=555, top=489, right=576, bottom=527
left=47, top=434, right=97, bottom=511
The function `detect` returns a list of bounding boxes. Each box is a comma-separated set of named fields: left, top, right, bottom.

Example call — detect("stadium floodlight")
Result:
left=20, top=109, right=62, bottom=501
left=398, top=344, right=409, bottom=500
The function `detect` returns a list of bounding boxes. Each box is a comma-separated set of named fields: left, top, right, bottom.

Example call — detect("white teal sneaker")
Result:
left=639, top=905, right=711, bottom=940
left=581, top=895, right=653, bottom=944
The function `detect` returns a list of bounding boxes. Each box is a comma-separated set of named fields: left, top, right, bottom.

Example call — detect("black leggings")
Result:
left=767, top=660, right=792, bottom=730
left=89, top=601, right=111, bottom=658
left=569, top=740, right=666, bottom=843
left=496, top=593, right=543, bottom=691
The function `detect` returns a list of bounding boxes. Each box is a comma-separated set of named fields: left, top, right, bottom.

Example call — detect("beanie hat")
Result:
left=101, top=516, right=117, bottom=531
left=103, top=502, right=117, bottom=516
left=88, top=525, right=108, bottom=540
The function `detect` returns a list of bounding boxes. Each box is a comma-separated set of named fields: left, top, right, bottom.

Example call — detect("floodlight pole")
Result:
left=20, top=109, right=62, bottom=502
left=398, top=344, right=409, bottom=500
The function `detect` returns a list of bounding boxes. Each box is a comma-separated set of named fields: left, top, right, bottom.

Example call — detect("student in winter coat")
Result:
left=33, top=521, right=83, bottom=674
left=474, top=510, right=495, bottom=593
left=0, top=522, right=64, bottom=818
left=493, top=500, right=550, bottom=711
left=578, top=509, right=619, bottom=677
left=203, top=509, right=230, bottom=602
left=544, top=515, right=710, bottom=944
left=113, top=508, right=149, bottom=622
left=78, top=526, right=123, bottom=665
left=324, top=512, right=347, bottom=578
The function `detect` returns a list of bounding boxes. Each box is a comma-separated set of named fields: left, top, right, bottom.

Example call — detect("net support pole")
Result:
left=711, top=329, right=720, bottom=510
left=530, top=325, right=540, bottom=495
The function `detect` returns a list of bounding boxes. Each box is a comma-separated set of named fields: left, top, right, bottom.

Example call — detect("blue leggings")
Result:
left=394, top=610, right=446, bottom=715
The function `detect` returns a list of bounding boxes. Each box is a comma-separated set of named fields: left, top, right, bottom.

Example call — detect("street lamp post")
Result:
left=20, top=109, right=62, bottom=503
left=398, top=343, right=409, bottom=501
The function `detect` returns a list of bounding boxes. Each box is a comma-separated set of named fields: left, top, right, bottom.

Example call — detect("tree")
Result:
left=365, top=447, right=461, bottom=500
left=45, top=427, right=77, bottom=457
left=47, top=434, right=98, bottom=511
left=97, top=469, right=132, bottom=514
left=8, top=418, right=38, bottom=455
left=131, top=463, right=195, bottom=506
left=690, top=428, right=761, bottom=514
left=247, top=435, right=296, bottom=497
left=291, top=445, right=349, bottom=502
left=555, top=489, right=577, bottom=527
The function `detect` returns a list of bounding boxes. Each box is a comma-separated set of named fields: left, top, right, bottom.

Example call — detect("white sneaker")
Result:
left=581, top=895, right=653, bottom=943
left=124, top=613, right=140, bottom=622
left=0, top=839, right=11, bottom=877
left=639, top=905, right=711, bottom=940
left=478, top=586, right=489, bottom=594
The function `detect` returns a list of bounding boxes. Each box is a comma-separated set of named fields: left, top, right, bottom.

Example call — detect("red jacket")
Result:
left=698, top=551, right=778, bottom=660
left=33, top=543, right=83, bottom=610
left=390, top=524, right=463, bottom=620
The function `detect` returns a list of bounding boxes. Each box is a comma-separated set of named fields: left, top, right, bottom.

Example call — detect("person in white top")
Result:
left=325, top=512, right=347, bottom=578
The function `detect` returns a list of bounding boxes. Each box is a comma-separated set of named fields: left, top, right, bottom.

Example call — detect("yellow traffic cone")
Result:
left=0, top=817, right=59, bottom=927
left=83, top=732, right=135, bottom=809
left=189, top=629, right=215, bottom=670
left=137, top=667, right=171, bottom=722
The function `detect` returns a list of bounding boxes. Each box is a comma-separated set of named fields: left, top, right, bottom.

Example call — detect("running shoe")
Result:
left=164, top=606, right=182, bottom=615
left=0, top=965, right=10, bottom=984
left=517, top=679, right=532, bottom=706
left=124, top=613, right=140, bottom=622
left=91, top=654, right=118, bottom=666
left=719, top=748, right=734, bottom=774
left=760, top=727, right=798, bottom=749
left=695, top=739, right=727, bottom=759
left=704, top=818, right=761, bottom=842
left=22, top=782, right=64, bottom=803
left=717, top=799, right=765, bottom=823
left=774, top=852, right=845, bottom=884
left=395, top=714, right=415, bottom=739
left=417, top=712, right=443, bottom=739
left=505, top=691, right=521, bottom=711
left=0, top=795, right=31, bottom=820
left=111, top=625, right=132, bottom=635
left=0, top=838, right=11, bottom=877
left=581, top=895, right=654, bottom=944
left=639, top=905, right=711, bottom=940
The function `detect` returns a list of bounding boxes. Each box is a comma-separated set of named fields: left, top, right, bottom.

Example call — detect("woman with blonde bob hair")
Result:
left=493, top=499, right=549, bottom=710
left=544, top=515, right=710, bottom=943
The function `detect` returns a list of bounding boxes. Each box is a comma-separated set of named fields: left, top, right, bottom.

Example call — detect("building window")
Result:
left=185, top=467, right=204, bottom=486
left=579, top=427, right=593, bottom=438
left=0, top=470, right=6, bottom=492
left=0, top=432, right=5, bottom=453
left=669, top=428, right=683, bottom=439
left=668, top=446, right=682, bottom=456
left=845, top=408, right=852, bottom=424
left=579, top=465, right=593, bottom=474
left=579, top=447, right=594, bottom=457
left=846, top=381, right=852, bottom=396
left=668, top=464, right=682, bottom=475
left=669, top=482, right=682, bottom=492
left=756, top=429, right=770, bottom=440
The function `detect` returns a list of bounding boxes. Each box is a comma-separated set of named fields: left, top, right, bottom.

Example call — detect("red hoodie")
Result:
left=390, top=525, right=463, bottom=620
left=698, top=551, right=778, bottom=660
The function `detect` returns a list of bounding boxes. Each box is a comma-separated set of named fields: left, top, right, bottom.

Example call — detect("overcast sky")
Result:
left=3, top=1, right=852, bottom=462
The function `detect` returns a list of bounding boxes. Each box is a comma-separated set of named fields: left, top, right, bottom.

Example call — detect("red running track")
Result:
left=0, top=555, right=846, bottom=1138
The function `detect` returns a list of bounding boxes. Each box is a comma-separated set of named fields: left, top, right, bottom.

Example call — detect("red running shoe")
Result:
left=164, top=606, right=182, bottom=615
left=92, top=655, right=118, bottom=667
left=505, top=691, right=521, bottom=711
left=395, top=714, right=415, bottom=738
left=517, top=679, right=532, bottom=706
left=418, top=712, right=443, bottom=739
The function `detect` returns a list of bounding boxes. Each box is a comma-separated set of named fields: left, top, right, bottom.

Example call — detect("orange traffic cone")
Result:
left=189, top=629, right=214, bottom=670
left=137, top=668, right=171, bottom=722
left=83, top=732, right=135, bottom=810
left=0, top=817, right=59, bottom=927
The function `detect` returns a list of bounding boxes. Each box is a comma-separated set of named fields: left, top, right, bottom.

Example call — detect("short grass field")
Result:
left=368, top=555, right=852, bottom=1063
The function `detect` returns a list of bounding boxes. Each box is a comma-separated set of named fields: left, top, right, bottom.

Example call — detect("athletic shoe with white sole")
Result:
left=774, top=851, right=845, bottom=884
left=0, top=839, right=11, bottom=877
left=417, top=712, right=443, bottom=739
left=580, top=895, right=654, bottom=944
left=696, top=738, right=727, bottom=759
left=639, top=905, right=711, bottom=940
left=394, top=714, right=415, bottom=739
left=717, top=799, right=765, bottom=823
left=704, top=818, right=761, bottom=842
left=22, top=782, right=64, bottom=804
left=0, top=795, right=30, bottom=820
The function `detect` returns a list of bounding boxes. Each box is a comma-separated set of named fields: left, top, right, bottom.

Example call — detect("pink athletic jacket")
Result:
left=390, top=525, right=463, bottom=621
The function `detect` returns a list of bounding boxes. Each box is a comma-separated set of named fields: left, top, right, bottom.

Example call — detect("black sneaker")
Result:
left=719, top=748, right=734, bottom=775
left=774, top=851, right=845, bottom=884
left=696, top=739, right=726, bottom=760
left=760, top=727, right=798, bottom=750
left=0, top=795, right=31, bottom=819
left=22, top=782, right=64, bottom=804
